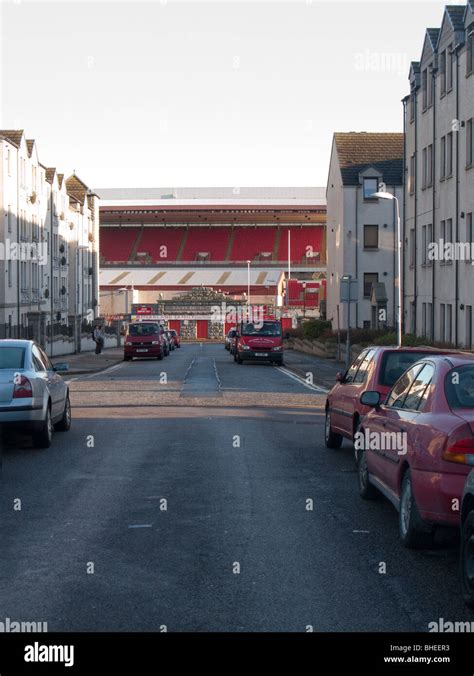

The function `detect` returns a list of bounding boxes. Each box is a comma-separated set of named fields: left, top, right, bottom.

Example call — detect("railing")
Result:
left=100, top=258, right=325, bottom=267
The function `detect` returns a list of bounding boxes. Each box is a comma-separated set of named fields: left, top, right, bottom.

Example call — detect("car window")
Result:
left=32, top=345, right=50, bottom=371
left=0, top=347, right=25, bottom=369
left=128, top=324, right=159, bottom=336
left=401, top=364, right=435, bottom=411
left=379, top=351, right=432, bottom=387
left=344, top=350, right=368, bottom=383
left=38, top=346, right=53, bottom=371
left=353, top=349, right=376, bottom=384
left=386, top=363, right=425, bottom=409
left=445, top=365, right=474, bottom=409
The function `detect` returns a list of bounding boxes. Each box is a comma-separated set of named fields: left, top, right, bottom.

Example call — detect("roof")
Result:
left=57, top=173, right=64, bottom=189
left=446, top=5, right=466, bottom=32
left=426, top=28, right=441, bottom=48
left=333, top=132, right=404, bottom=186
left=45, top=168, right=56, bottom=184
left=95, top=187, right=326, bottom=202
left=0, top=130, right=24, bottom=147
left=26, top=140, right=35, bottom=157
left=370, top=282, right=388, bottom=304
left=66, top=174, right=89, bottom=204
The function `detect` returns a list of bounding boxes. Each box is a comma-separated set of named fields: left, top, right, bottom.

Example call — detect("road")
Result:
left=0, top=343, right=472, bottom=632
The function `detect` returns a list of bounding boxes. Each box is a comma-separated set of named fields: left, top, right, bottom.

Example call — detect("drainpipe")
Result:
left=392, top=187, right=396, bottom=329
left=16, top=149, right=20, bottom=337
left=454, top=44, right=460, bottom=347
left=50, top=187, right=54, bottom=356
left=430, top=62, right=437, bottom=342
left=355, top=186, right=358, bottom=328
left=402, top=96, right=408, bottom=334
left=413, top=87, right=419, bottom=335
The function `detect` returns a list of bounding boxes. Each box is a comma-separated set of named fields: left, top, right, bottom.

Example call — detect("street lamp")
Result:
left=372, top=189, right=402, bottom=348
left=302, top=282, right=307, bottom=318
left=246, top=260, right=251, bottom=317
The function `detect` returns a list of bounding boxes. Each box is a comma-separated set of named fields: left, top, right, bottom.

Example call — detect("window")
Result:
left=445, top=365, right=474, bottom=409
left=446, top=132, right=453, bottom=176
left=386, top=363, right=425, bottom=408
left=440, top=136, right=446, bottom=179
left=447, top=46, right=453, bottom=91
left=363, top=272, right=378, bottom=298
left=363, top=178, right=378, bottom=200
left=427, top=224, right=433, bottom=266
left=422, top=147, right=427, bottom=188
left=422, top=303, right=427, bottom=336
left=7, top=147, right=11, bottom=175
left=467, top=119, right=474, bottom=167
left=467, top=27, right=473, bottom=76
left=409, top=154, right=416, bottom=194
left=427, top=302, right=432, bottom=338
left=363, top=224, right=378, bottom=249
left=422, top=68, right=428, bottom=109
left=446, top=304, right=452, bottom=343
left=37, top=346, right=53, bottom=371
left=422, top=225, right=427, bottom=265
left=344, top=350, right=368, bottom=384
left=427, top=144, right=433, bottom=186
left=440, top=50, right=446, bottom=96
left=440, top=220, right=446, bottom=264
left=466, top=306, right=473, bottom=349
left=353, top=349, right=376, bottom=384
left=7, top=205, right=12, bottom=233
left=467, top=213, right=473, bottom=263
left=410, top=229, right=415, bottom=267
left=410, top=92, right=415, bottom=123
left=446, top=219, right=453, bottom=264
left=402, top=364, right=435, bottom=411
left=440, top=303, right=446, bottom=342
left=0, top=347, right=25, bottom=369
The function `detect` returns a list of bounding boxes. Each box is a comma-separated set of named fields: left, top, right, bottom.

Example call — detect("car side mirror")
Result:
left=335, top=371, right=344, bottom=382
left=54, top=363, right=69, bottom=372
left=360, top=391, right=381, bottom=407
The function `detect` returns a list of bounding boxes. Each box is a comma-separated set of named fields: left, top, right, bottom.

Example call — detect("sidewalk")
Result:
left=283, top=348, right=342, bottom=390
left=50, top=347, right=124, bottom=376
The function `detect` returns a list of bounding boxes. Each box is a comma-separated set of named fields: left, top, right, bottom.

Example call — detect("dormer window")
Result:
left=363, top=177, right=379, bottom=200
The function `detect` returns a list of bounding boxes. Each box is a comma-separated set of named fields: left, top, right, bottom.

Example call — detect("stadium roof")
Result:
left=96, top=186, right=326, bottom=208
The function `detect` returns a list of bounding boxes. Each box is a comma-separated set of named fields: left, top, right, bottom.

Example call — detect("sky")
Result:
left=0, top=0, right=463, bottom=188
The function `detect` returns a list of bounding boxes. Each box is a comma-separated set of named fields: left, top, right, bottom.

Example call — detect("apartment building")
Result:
left=404, top=2, right=474, bottom=346
left=326, top=132, right=404, bottom=330
left=0, top=130, right=99, bottom=354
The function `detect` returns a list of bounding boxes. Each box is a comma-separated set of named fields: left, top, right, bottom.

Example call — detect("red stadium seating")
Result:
left=138, top=228, right=185, bottom=263
left=230, top=227, right=277, bottom=261
left=100, top=227, right=140, bottom=262
left=181, top=227, right=231, bottom=262
left=278, top=227, right=323, bottom=263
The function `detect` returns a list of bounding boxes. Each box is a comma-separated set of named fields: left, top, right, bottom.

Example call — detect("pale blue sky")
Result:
left=0, top=0, right=458, bottom=187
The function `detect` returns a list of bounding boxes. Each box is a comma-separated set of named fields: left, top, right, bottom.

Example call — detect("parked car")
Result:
left=169, top=330, right=181, bottom=348
left=325, top=346, right=452, bottom=450
left=123, top=322, right=165, bottom=361
left=160, top=328, right=171, bottom=356
left=356, top=354, right=474, bottom=548
left=0, top=339, right=71, bottom=449
left=164, top=330, right=175, bottom=351
left=461, top=468, right=474, bottom=608
left=225, top=328, right=237, bottom=351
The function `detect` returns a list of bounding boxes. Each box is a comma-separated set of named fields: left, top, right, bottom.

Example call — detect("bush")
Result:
left=302, top=319, right=332, bottom=340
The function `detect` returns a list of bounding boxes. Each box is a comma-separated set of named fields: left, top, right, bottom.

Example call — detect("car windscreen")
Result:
left=128, top=324, right=159, bottom=337
left=445, top=364, right=474, bottom=409
left=0, top=347, right=26, bottom=369
left=241, top=322, right=281, bottom=337
left=379, top=351, right=431, bottom=387
left=227, top=330, right=236, bottom=337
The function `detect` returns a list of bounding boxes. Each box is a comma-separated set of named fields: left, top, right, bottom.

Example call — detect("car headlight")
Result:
left=241, top=345, right=250, bottom=350
left=126, top=341, right=133, bottom=346
left=272, top=346, right=282, bottom=351
left=151, top=341, right=160, bottom=345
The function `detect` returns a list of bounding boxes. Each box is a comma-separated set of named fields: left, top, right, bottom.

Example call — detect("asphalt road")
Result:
left=0, top=343, right=473, bottom=632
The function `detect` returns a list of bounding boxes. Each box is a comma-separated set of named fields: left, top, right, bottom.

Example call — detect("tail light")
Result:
left=13, top=375, right=33, bottom=399
left=442, top=437, right=474, bottom=466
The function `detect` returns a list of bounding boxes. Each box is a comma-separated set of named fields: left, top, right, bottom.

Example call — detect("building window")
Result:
left=467, top=119, right=474, bottom=167
left=447, top=46, right=453, bottom=91
left=7, top=147, right=11, bottom=176
left=363, top=224, right=379, bottom=249
left=410, top=92, right=415, bottom=123
left=440, top=303, right=446, bottom=342
left=427, top=224, right=433, bottom=267
left=446, top=132, right=453, bottom=177
left=363, top=177, right=379, bottom=200
left=409, top=154, right=415, bottom=194
left=440, top=136, right=446, bottom=179
left=422, top=225, right=427, bottom=265
left=467, top=27, right=473, bottom=76
left=363, top=272, right=378, bottom=298
left=422, top=148, right=427, bottom=188
left=466, top=306, right=473, bottom=349
left=440, top=50, right=446, bottom=96
left=467, top=213, right=473, bottom=263
left=446, top=218, right=453, bottom=264
left=422, top=303, right=427, bottom=337
left=7, top=205, right=12, bottom=233
left=422, top=68, right=428, bottom=109
left=446, top=304, right=452, bottom=343
left=427, top=144, right=433, bottom=186
left=409, top=229, right=415, bottom=267
left=440, top=220, right=446, bottom=264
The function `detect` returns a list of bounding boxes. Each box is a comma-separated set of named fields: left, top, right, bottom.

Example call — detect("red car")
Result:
left=325, top=346, right=450, bottom=450
left=169, top=330, right=181, bottom=348
left=123, top=322, right=166, bottom=361
left=234, top=319, right=285, bottom=365
left=357, top=354, right=474, bottom=548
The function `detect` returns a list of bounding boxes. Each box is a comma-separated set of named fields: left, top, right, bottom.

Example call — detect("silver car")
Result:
left=0, top=340, right=71, bottom=448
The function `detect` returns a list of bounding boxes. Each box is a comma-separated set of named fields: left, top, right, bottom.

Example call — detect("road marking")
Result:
left=352, top=530, right=370, bottom=534
left=276, top=366, right=329, bottom=393
left=128, top=524, right=153, bottom=529
left=65, top=360, right=125, bottom=384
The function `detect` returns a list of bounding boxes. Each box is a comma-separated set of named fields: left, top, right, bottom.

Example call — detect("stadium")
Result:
left=97, top=187, right=327, bottom=338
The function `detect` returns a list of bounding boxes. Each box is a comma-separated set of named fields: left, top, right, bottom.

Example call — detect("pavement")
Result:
left=0, top=342, right=472, bottom=632
left=50, top=347, right=124, bottom=376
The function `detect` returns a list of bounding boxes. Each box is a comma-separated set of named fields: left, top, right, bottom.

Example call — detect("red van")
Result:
left=233, top=319, right=285, bottom=365
left=123, top=322, right=165, bottom=361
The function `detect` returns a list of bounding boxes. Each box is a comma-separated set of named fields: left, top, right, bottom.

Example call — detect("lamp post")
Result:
left=372, top=189, right=402, bottom=348
left=246, top=260, right=251, bottom=319
left=302, top=282, right=307, bottom=318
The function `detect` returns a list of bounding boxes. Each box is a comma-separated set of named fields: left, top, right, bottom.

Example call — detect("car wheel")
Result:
left=461, top=510, right=474, bottom=608
left=399, top=470, right=434, bottom=549
left=33, top=405, right=53, bottom=449
left=324, top=408, right=342, bottom=449
left=54, top=395, right=71, bottom=432
left=358, top=448, right=378, bottom=500
left=157, top=352, right=164, bottom=360
left=123, top=356, right=131, bottom=361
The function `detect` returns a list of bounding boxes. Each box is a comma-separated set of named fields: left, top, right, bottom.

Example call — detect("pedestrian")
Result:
left=93, top=324, right=104, bottom=354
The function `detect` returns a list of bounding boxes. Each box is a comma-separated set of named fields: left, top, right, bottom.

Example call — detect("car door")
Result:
left=340, top=350, right=375, bottom=435
left=35, top=345, right=65, bottom=420
left=330, top=350, right=368, bottom=434
left=381, top=363, right=435, bottom=495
